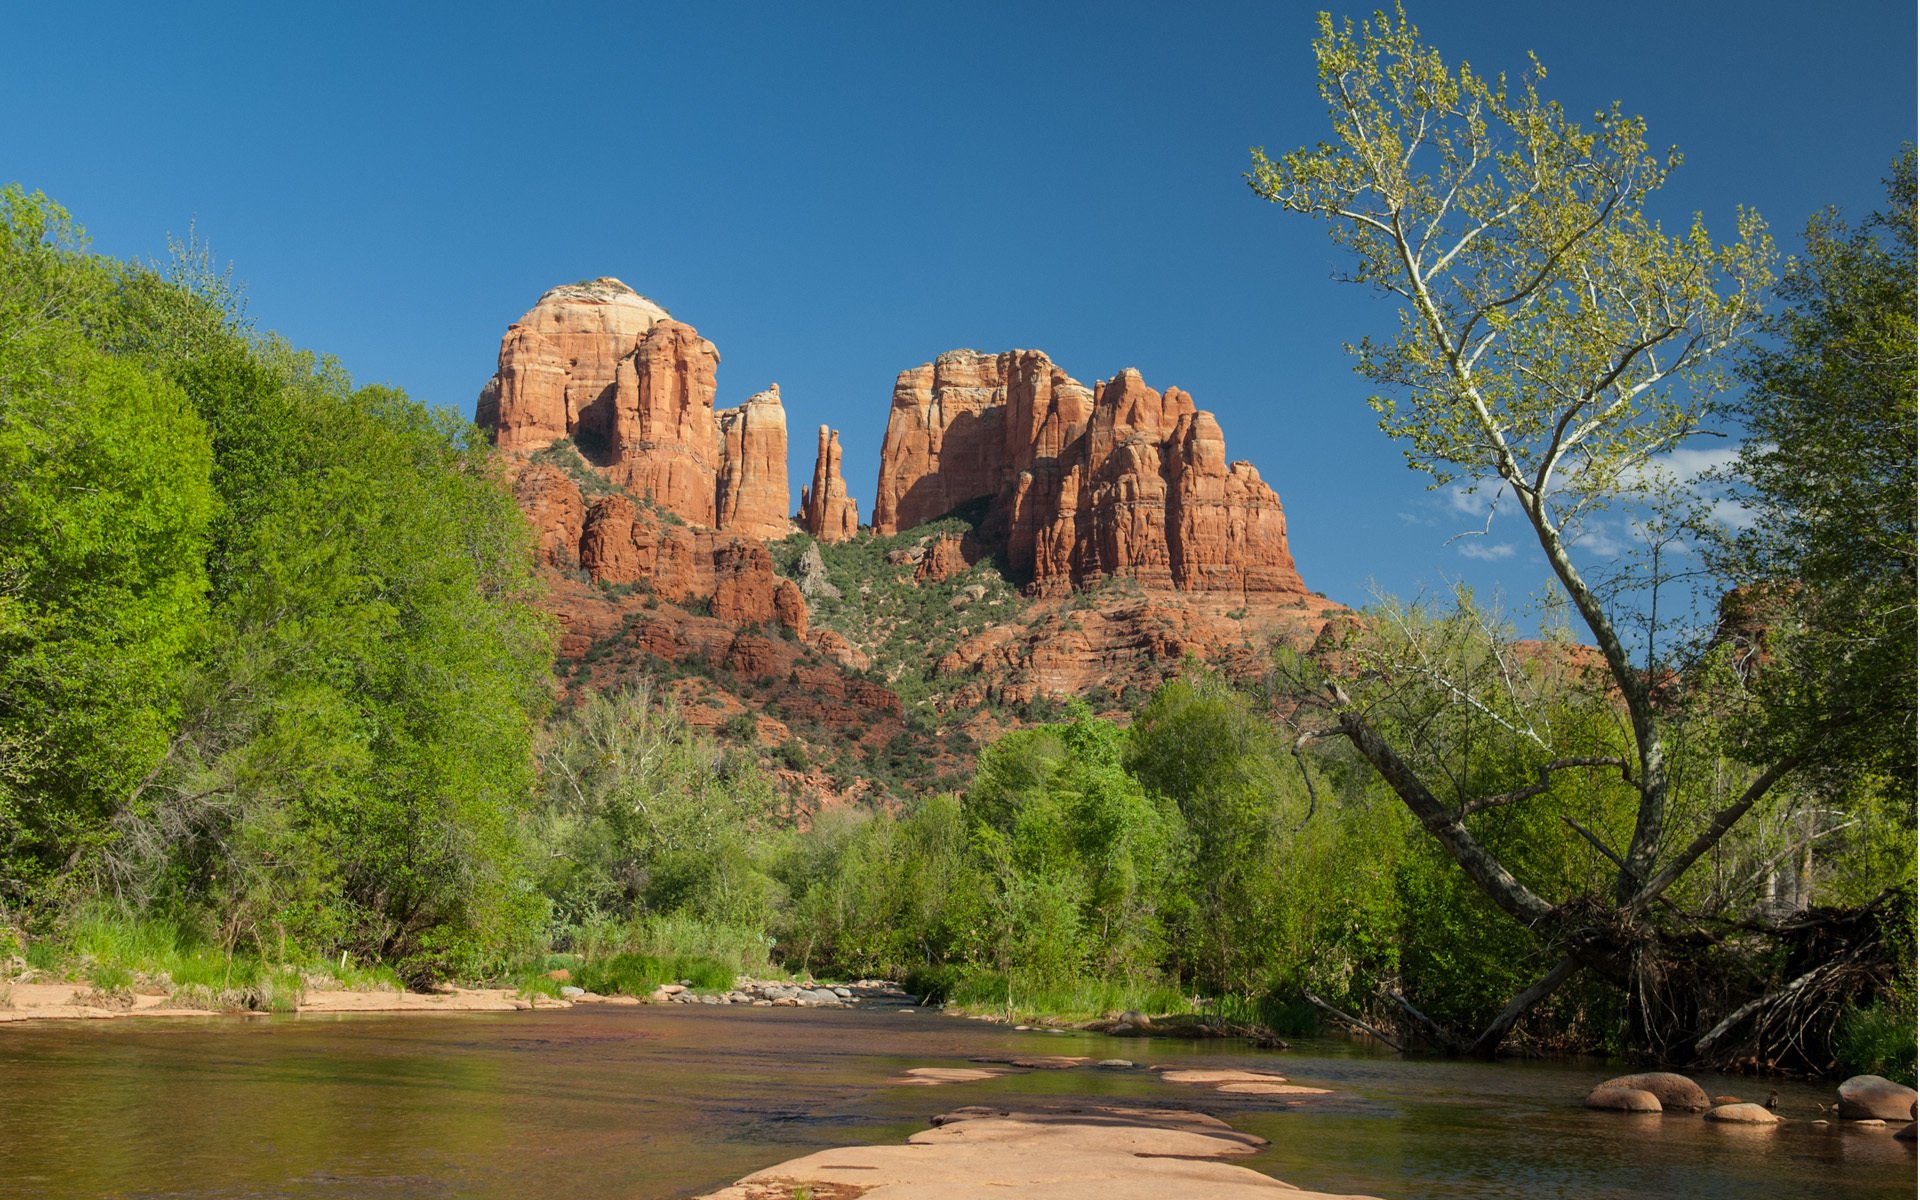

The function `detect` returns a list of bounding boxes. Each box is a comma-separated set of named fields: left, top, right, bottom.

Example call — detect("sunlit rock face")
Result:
left=873, top=349, right=1307, bottom=599
left=800, top=425, right=859, bottom=543
left=478, top=278, right=786, bottom=538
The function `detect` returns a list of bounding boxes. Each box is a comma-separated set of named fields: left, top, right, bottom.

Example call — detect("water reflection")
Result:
left=0, top=1008, right=1909, bottom=1199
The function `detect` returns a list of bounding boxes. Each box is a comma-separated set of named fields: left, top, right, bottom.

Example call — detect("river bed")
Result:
left=0, top=1004, right=1910, bottom=1198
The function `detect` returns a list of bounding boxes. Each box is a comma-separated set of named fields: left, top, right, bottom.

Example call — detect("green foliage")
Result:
left=1720, top=148, right=1917, bottom=790
left=0, top=184, right=553, bottom=984
left=1835, top=985, right=1918, bottom=1087
left=532, top=686, right=783, bottom=938
left=0, top=188, right=218, bottom=905
left=572, top=952, right=735, bottom=996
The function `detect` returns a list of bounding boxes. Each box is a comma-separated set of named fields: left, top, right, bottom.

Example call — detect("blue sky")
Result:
left=8, top=1, right=1914, bottom=631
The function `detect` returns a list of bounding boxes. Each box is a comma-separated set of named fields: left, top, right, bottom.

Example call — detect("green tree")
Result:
left=534, top=684, right=779, bottom=936
left=0, top=189, right=217, bottom=911
left=1248, top=6, right=1782, bottom=1055
left=1720, top=149, right=1916, bottom=789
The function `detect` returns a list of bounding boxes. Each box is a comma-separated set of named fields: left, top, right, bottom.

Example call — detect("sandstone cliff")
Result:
left=873, top=350, right=1306, bottom=599
left=799, top=426, right=859, bottom=542
left=717, top=386, right=792, bottom=540
left=479, top=278, right=788, bottom=538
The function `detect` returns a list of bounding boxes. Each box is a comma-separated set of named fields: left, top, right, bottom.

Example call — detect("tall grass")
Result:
left=907, top=965, right=1196, bottom=1022
left=557, top=912, right=777, bottom=997
left=30, top=907, right=333, bottom=1010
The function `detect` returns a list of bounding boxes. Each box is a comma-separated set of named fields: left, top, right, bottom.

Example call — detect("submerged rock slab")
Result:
left=693, top=1104, right=1383, bottom=1199
left=1156, top=1067, right=1332, bottom=1097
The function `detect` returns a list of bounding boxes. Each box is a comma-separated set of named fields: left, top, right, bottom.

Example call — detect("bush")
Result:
left=1836, top=989, right=1918, bottom=1086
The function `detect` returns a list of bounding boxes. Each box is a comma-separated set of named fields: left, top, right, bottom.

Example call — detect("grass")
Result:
left=905, top=965, right=1198, bottom=1024
left=554, top=912, right=780, bottom=996
left=1836, top=990, right=1919, bottom=1086
left=14, top=907, right=409, bottom=1012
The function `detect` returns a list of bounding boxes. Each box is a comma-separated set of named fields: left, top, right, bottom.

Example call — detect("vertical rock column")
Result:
left=716, top=384, right=792, bottom=539
left=800, top=425, right=860, bottom=542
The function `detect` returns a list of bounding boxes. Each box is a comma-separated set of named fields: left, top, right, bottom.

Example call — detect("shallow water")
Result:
left=0, top=1005, right=1910, bottom=1198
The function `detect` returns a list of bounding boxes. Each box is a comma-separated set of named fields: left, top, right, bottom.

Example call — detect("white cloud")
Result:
left=1447, top=480, right=1505, bottom=516
left=1572, top=521, right=1626, bottom=557
left=1709, top=497, right=1756, bottom=530
left=1457, top=540, right=1517, bottom=561
left=1652, top=445, right=1742, bottom=479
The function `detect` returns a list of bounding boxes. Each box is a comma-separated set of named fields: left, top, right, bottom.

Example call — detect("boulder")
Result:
left=1837, top=1075, right=1919, bottom=1121
left=1585, top=1085, right=1663, bottom=1113
left=1705, top=1103, right=1781, bottom=1125
left=793, top=541, right=840, bottom=600
left=1595, top=1072, right=1709, bottom=1113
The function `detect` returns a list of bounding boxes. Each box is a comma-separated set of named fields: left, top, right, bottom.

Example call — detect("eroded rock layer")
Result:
left=799, top=425, right=859, bottom=542
left=479, top=278, right=786, bottom=537
left=716, top=386, right=792, bottom=540
left=873, top=349, right=1305, bottom=598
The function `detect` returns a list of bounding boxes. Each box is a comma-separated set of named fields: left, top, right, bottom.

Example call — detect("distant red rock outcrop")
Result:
left=717, top=386, right=792, bottom=540
left=872, top=349, right=1306, bottom=598
left=479, top=278, right=789, bottom=539
left=799, top=426, right=859, bottom=542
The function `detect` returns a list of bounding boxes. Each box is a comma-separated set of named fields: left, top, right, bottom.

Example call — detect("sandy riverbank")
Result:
left=0, top=980, right=587, bottom=1021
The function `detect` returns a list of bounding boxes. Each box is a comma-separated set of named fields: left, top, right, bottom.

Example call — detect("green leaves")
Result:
left=1720, top=148, right=1917, bottom=788
left=0, top=184, right=554, bottom=981
left=1250, top=4, right=1771, bottom=529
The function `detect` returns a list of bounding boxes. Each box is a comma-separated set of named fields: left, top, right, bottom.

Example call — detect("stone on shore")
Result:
left=1837, top=1075, right=1919, bottom=1122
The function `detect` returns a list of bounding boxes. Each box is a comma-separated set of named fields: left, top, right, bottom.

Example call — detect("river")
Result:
left=0, top=1005, right=1910, bottom=1198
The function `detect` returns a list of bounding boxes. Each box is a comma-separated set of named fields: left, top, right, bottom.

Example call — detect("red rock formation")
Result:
left=480, top=279, right=790, bottom=536
left=873, top=350, right=1307, bottom=599
left=716, top=385, right=792, bottom=539
left=712, top=541, right=780, bottom=626
left=913, top=533, right=971, bottom=584
left=605, top=319, right=722, bottom=524
left=800, top=426, right=859, bottom=543
left=511, top=461, right=586, bottom=569
left=773, top=579, right=809, bottom=639
left=480, top=278, right=671, bottom=454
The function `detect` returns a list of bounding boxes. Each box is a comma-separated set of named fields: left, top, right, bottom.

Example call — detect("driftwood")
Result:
left=1301, top=988, right=1405, bottom=1052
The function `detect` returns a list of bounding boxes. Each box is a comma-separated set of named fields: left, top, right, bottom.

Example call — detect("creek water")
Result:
left=0, top=1005, right=1910, bottom=1199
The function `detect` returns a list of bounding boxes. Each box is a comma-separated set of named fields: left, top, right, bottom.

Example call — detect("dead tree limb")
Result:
left=1468, top=953, right=1583, bottom=1058
left=1302, top=987, right=1405, bottom=1051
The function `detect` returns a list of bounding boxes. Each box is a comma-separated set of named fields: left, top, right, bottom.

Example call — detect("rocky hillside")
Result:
left=478, top=279, right=1338, bottom=806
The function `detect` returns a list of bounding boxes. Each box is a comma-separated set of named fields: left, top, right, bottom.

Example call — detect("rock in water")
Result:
left=1705, top=1103, right=1781, bottom=1125
left=1594, top=1071, right=1709, bottom=1113
left=1837, top=1075, right=1920, bottom=1121
left=1584, top=1085, right=1663, bottom=1113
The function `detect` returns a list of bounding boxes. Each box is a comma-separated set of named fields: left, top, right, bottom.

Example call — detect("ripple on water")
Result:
left=0, top=1006, right=1909, bottom=1199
